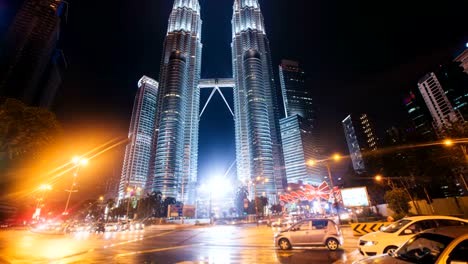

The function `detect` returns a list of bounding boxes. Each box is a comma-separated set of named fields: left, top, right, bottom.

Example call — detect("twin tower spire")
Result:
left=169, top=0, right=265, bottom=35
left=172, top=0, right=260, bottom=10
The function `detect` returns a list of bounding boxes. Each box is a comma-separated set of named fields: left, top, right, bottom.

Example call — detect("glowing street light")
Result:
left=444, top=139, right=453, bottom=146
left=443, top=138, right=468, bottom=191
left=375, top=174, right=383, bottom=182
left=333, top=154, right=341, bottom=161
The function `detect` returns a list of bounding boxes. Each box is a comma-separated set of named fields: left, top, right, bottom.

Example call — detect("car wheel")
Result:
left=278, top=238, right=292, bottom=250
left=384, top=246, right=398, bottom=255
left=326, top=238, right=339, bottom=251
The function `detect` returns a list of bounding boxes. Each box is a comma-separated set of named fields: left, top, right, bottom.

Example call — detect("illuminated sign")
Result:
left=340, top=187, right=370, bottom=207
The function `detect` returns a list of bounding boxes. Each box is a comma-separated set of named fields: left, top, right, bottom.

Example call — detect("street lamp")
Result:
left=34, top=184, right=52, bottom=220
left=199, top=183, right=213, bottom=224
left=443, top=138, right=468, bottom=191
left=251, top=176, right=269, bottom=220
left=374, top=174, right=423, bottom=214
left=63, top=156, right=88, bottom=216
left=308, top=153, right=342, bottom=225
left=125, top=186, right=135, bottom=220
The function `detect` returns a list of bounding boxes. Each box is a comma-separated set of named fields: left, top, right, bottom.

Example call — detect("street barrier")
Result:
left=351, top=222, right=391, bottom=236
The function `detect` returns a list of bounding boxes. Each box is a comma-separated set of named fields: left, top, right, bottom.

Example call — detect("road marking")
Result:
left=102, top=230, right=175, bottom=249
left=115, top=243, right=204, bottom=258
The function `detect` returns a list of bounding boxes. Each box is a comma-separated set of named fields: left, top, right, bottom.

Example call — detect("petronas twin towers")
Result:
left=119, top=0, right=285, bottom=204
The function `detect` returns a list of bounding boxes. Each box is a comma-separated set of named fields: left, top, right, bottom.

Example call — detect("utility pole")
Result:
left=326, top=163, right=341, bottom=225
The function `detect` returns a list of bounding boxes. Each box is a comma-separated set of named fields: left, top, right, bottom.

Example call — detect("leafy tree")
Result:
left=162, top=197, right=176, bottom=217
left=255, top=196, right=268, bottom=216
left=235, top=186, right=249, bottom=216
left=270, top=203, right=283, bottom=214
left=0, top=98, right=61, bottom=160
left=384, top=188, right=411, bottom=218
left=0, top=98, right=62, bottom=195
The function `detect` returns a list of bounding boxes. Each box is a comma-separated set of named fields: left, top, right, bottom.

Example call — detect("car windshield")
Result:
left=382, top=219, right=412, bottom=233
left=394, top=233, right=454, bottom=263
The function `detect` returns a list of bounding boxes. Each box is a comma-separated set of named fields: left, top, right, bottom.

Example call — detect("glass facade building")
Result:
left=0, top=0, right=68, bottom=108
left=279, top=60, right=315, bottom=123
left=231, top=0, right=285, bottom=200
left=119, top=76, right=159, bottom=201
left=279, top=60, right=324, bottom=186
left=417, top=72, right=463, bottom=134
left=342, top=114, right=378, bottom=173
left=404, top=90, right=435, bottom=139
left=147, top=0, right=202, bottom=203
left=280, top=115, right=323, bottom=185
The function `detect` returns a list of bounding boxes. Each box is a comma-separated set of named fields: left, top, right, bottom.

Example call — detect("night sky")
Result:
left=1, top=0, right=467, bottom=194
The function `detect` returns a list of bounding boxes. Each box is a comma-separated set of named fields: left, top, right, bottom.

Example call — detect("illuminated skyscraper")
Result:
left=403, top=90, right=435, bottom=139
left=417, top=72, right=463, bottom=134
left=454, top=44, right=468, bottom=75
left=0, top=0, right=68, bottom=108
left=118, top=76, right=158, bottom=201
left=279, top=60, right=325, bottom=185
left=147, top=0, right=202, bottom=203
left=342, top=114, right=378, bottom=174
left=231, top=0, right=285, bottom=200
left=279, top=60, right=315, bottom=123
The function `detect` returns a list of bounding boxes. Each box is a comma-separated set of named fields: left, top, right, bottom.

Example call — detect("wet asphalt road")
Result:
left=0, top=224, right=365, bottom=263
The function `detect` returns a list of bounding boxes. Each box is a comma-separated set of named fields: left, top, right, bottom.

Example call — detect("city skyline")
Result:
left=1, top=0, right=466, bottom=200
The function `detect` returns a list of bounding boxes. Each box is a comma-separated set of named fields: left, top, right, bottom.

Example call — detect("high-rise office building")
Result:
left=280, top=115, right=324, bottom=185
left=417, top=72, right=463, bottom=134
left=118, top=76, right=159, bottom=201
left=454, top=44, right=468, bottom=75
left=147, top=0, right=202, bottom=203
left=403, top=90, right=435, bottom=139
left=0, top=0, right=68, bottom=108
left=278, top=60, right=324, bottom=185
left=342, top=114, right=378, bottom=174
left=436, top=63, right=468, bottom=121
left=231, top=0, right=285, bottom=200
left=279, top=60, right=315, bottom=123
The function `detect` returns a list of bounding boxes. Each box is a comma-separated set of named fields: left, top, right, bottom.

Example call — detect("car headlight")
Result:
left=364, top=241, right=378, bottom=246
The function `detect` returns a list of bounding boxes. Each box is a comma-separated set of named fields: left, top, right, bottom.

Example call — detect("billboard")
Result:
left=340, top=187, right=370, bottom=207
left=182, top=205, right=195, bottom=218
left=167, top=204, right=183, bottom=217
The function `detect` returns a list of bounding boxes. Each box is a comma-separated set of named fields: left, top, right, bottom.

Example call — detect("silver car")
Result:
left=274, top=218, right=344, bottom=251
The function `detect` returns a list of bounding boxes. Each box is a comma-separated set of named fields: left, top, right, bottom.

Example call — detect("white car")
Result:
left=358, top=215, right=468, bottom=257
left=354, top=226, right=468, bottom=264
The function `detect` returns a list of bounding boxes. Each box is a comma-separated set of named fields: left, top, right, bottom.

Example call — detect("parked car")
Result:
left=274, top=218, right=343, bottom=251
left=353, top=226, right=468, bottom=264
left=358, top=215, right=468, bottom=257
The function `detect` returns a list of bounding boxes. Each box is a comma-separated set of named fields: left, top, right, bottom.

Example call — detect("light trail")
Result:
left=4, top=137, right=128, bottom=200
left=43, top=137, right=123, bottom=177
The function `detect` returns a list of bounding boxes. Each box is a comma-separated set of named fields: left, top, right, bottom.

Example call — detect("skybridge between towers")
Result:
left=198, top=78, right=235, bottom=118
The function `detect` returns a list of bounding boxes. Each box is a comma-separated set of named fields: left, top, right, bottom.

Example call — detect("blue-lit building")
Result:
left=280, top=115, right=323, bottom=186
left=231, top=0, right=285, bottom=200
left=279, top=60, right=315, bottom=124
left=403, top=90, right=435, bottom=139
left=342, top=114, right=378, bottom=174
left=147, top=0, right=202, bottom=203
left=119, top=76, right=159, bottom=201
left=279, top=60, right=324, bottom=185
